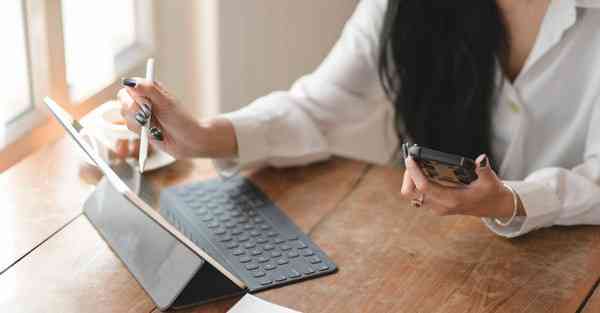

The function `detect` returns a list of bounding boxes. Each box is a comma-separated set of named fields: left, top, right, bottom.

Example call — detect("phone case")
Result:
left=402, top=143, right=477, bottom=186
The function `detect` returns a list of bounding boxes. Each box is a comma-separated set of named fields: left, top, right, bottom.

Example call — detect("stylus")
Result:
left=139, top=58, right=155, bottom=173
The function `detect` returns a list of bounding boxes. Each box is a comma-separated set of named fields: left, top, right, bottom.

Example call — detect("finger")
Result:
left=121, top=77, right=167, bottom=112
left=117, top=88, right=142, bottom=133
left=473, top=154, right=500, bottom=187
left=401, top=170, right=419, bottom=200
left=405, top=156, right=466, bottom=205
left=117, top=88, right=135, bottom=116
left=126, top=89, right=153, bottom=119
left=124, top=113, right=142, bottom=134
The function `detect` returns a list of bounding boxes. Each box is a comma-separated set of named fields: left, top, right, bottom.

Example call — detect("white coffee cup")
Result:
left=80, top=101, right=140, bottom=165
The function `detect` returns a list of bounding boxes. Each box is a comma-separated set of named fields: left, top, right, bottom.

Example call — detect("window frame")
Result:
left=1, top=0, right=155, bottom=149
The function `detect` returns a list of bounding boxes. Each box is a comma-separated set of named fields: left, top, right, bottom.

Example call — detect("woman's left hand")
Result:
left=401, top=154, right=519, bottom=218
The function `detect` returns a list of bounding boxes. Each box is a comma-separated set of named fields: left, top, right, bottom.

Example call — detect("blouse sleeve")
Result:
left=483, top=99, right=600, bottom=237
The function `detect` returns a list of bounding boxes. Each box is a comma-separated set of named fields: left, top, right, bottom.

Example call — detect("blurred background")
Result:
left=0, top=0, right=356, bottom=171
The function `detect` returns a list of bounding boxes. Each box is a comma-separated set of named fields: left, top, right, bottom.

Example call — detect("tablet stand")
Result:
left=83, top=164, right=243, bottom=311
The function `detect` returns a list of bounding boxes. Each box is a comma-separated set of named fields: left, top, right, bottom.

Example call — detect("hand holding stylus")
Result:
left=117, top=73, right=238, bottom=160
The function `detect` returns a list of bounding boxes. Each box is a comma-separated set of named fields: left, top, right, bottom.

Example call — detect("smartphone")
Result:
left=402, top=143, right=478, bottom=187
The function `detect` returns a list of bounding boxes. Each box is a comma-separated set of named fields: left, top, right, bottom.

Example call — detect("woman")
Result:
left=118, top=0, right=600, bottom=238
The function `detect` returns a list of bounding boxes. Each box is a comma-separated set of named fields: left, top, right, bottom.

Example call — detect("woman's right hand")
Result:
left=117, top=77, right=238, bottom=159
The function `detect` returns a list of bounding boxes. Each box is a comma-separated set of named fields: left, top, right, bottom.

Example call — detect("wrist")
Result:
left=495, top=186, right=517, bottom=219
left=193, top=117, right=238, bottom=159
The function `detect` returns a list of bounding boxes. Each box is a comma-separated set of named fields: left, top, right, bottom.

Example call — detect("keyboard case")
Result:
left=84, top=165, right=336, bottom=311
left=159, top=176, right=337, bottom=293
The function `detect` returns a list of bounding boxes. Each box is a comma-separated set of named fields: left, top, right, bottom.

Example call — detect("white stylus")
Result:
left=139, top=58, right=155, bottom=173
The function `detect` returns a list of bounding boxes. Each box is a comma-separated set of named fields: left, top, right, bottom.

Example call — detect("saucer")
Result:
left=79, top=101, right=176, bottom=172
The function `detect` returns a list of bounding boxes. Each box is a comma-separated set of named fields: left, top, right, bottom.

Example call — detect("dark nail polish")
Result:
left=481, top=156, right=489, bottom=168
left=139, top=107, right=150, bottom=119
left=135, top=112, right=147, bottom=126
left=150, top=127, right=163, bottom=141
left=140, top=103, right=151, bottom=117
left=121, top=78, right=137, bottom=88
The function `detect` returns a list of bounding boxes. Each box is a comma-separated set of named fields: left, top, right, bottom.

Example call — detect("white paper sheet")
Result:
left=227, top=294, right=302, bottom=313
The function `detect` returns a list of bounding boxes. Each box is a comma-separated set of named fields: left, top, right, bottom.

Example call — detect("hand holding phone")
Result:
left=402, top=143, right=478, bottom=187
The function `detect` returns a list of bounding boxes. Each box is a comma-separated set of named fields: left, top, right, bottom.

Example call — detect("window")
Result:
left=62, top=0, right=153, bottom=101
left=0, top=1, right=33, bottom=147
left=0, top=0, right=154, bottom=149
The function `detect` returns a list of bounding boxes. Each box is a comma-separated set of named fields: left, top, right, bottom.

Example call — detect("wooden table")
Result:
left=1, top=137, right=600, bottom=313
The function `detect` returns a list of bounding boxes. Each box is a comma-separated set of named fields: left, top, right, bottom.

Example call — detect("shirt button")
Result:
left=509, top=101, right=521, bottom=113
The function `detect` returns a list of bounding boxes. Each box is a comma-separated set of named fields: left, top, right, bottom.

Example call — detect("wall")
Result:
left=155, top=0, right=357, bottom=117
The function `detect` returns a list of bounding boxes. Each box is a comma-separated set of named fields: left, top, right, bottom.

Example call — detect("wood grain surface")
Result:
left=156, top=166, right=600, bottom=313
left=2, top=137, right=600, bottom=313
left=0, top=139, right=95, bottom=273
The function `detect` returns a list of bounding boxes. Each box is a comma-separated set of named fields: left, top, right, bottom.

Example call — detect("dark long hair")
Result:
left=379, top=1, right=507, bottom=159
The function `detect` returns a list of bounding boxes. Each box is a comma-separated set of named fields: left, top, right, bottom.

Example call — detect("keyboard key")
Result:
left=214, top=229, right=226, bottom=235
left=239, top=256, right=252, bottom=263
left=253, top=217, right=264, bottom=224
left=231, top=228, right=243, bottom=236
left=232, top=249, right=244, bottom=256
left=201, top=216, right=213, bottom=222
left=308, top=256, right=322, bottom=264
left=277, top=259, right=289, bottom=265
left=207, top=203, right=218, bottom=210
left=259, top=224, right=271, bottom=230
left=231, top=211, right=242, bottom=217
left=243, top=242, right=256, bottom=249
left=218, top=216, right=230, bottom=222
left=237, top=236, right=250, bottom=243
left=287, top=236, right=299, bottom=241
left=219, top=236, right=233, bottom=242
left=259, top=279, right=273, bottom=286
left=250, top=249, right=262, bottom=256
left=216, top=198, right=228, bottom=205
left=263, top=244, right=275, bottom=251
left=318, top=264, right=330, bottom=272
left=253, top=271, right=266, bottom=278
left=264, top=264, right=277, bottom=271
left=257, top=256, right=270, bottom=263
left=271, top=251, right=282, bottom=258
left=245, top=263, right=259, bottom=270
left=267, top=231, right=278, bottom=237
left=213, top=210, right=225, bottom=216
left=237, top=217, right=249, bottom=224
left=225, top=222, right=236, bottom=229
left=226, top=242, right=239, bottom=249
left=247, top=210, right=258, bottom=217
left=251, top=199, right=265, bottom=207
left=304, top=267, right=315, bottom=275
left=287, top=251, right=299, bottom=258
left=250, top=230, right=261, bottom=237
left=302, top=250, right=315, bottom=257
left=275, top=275, right=287, bottom=282
left=288, top=269, right=301, bottom=279
left=207, top=222, right=219, bottom=228
left=273, top=238, right=285, bottom=244
left=280, top=245, right=291, bottom=251
left=243, top=225, right=254, bottom=231
left=296, top=241, right=308, bottom=249
left=256, top=238, right=269, bottom=244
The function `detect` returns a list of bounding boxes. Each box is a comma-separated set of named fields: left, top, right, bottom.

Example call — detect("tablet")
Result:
left=44, top=97, right=245, bottom=289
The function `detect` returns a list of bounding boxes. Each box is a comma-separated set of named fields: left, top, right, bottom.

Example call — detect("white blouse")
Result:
left=215, top=0, right=600, bottom=238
